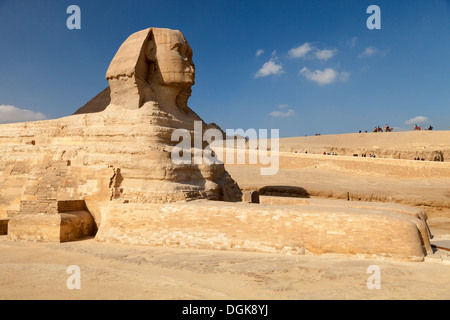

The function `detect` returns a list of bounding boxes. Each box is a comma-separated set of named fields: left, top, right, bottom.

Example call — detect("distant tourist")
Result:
left=428, top=125, right=433, bottom=131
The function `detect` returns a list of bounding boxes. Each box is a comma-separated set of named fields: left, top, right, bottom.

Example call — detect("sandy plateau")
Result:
left=1, top=230, right=450, bottom=300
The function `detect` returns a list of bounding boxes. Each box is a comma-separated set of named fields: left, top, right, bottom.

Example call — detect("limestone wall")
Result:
left=58, top=200, right=87, bottom=213
left=276, top=152, right=450, bottom=178
left=0, top=149, right=114, bottom=224
left=20, top=200, right=58, bottom=215
left=214, top=148, right=450, bottom=179
left=96, top=200, right=429, bottom=262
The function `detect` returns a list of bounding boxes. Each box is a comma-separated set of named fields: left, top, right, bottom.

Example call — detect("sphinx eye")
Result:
left=172, top=43, right=186, bottom=55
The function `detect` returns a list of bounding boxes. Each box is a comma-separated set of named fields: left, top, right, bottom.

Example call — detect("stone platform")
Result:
left=7, top=211, right=95, bottom=243
left=96, top=199, right=431, bottom=262
left=7, top=200, right=96, bottom=243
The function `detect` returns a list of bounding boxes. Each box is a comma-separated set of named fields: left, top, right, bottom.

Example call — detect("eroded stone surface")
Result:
left=96, top=200, right=429, bottom=262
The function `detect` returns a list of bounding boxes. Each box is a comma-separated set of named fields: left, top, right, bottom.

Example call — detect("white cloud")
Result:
left=299, top=67, right=349, bottom=85
left=288, top=43, right=313, bottom=58
left=256, top=49, right=264, bottom=57
left=289, top=43, right=337, bottom=61
left=0, top=105, right=47, bottom=124
left=269, top=109, right=296, bottom=118
left=359, top=46, right=378, bottom=58
left=315, top=49, right=336, bottom=61
left=348, top=36, right=358, bottom=48
left=255, top=59, right=284, bottom=78
left=405, top=116, right=428, bottom=125
left=269, top=104, right=295, bottom=118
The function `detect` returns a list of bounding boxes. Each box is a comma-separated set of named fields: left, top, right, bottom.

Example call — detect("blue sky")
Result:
left=1, top=0, right=449, bottom=137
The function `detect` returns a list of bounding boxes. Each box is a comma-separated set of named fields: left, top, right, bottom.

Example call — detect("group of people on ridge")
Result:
left=414, top=124, right=433, bottom=131
left=372, top=124, right=393, bottom=132
left=363, top=124, right=434, bottom=132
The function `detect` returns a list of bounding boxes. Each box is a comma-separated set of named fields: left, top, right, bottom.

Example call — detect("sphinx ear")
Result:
left=146, top=31, right=157, bottom=61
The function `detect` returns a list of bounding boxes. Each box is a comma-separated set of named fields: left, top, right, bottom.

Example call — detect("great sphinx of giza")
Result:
left=0, top=28, right=434, bottom=262
left=0, top=28, right=242, bottom=240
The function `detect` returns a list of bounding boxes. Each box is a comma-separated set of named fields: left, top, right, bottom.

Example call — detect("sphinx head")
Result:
left=147, top=28, right=195, bottom=87
left=106, top=28, right=195, bottom=110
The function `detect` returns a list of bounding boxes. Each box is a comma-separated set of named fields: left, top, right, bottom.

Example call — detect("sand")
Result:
left=1, top=233, right=449, bottom=300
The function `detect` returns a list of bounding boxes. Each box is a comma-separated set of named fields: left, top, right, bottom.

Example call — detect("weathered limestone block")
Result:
left=259, top=196, right=433, bottom=254
left=7, top=211, right=95, bottom=243
left=20, top=200, right=58, bottom=215
left=243, top=190, right=260, bottom=203
left=57, top=200, right=87, bottom=213
left=96, top=201, right=305, bottom=255
left=260, top=195, right=309, bottom=206
left=96, top=200, right=429, bottom=262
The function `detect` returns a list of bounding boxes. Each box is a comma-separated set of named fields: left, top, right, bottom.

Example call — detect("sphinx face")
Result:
left=151, top=29, right=195, bottom=86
